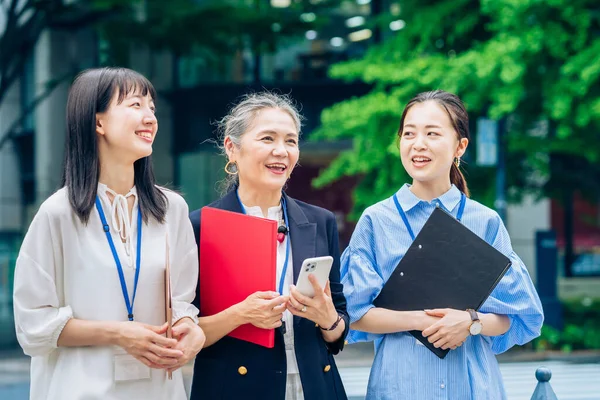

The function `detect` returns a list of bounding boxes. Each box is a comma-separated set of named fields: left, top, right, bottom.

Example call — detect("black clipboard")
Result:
left=373, top=206, right=512, bottom=359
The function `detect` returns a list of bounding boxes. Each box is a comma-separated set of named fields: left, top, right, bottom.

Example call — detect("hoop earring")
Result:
left=454, top=157, right=461, bottom=168
left=224, top=161, right=238, bottom=175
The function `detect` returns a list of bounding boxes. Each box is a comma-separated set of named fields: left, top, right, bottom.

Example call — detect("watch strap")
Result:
left=466, top=308, right=479, bottom=321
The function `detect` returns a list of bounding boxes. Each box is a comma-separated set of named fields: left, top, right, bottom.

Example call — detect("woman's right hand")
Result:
left=235, top=291, right=288, bottom=330
left=115, top=321, right=184, bottom=369
left=416, top=311, right=442, bottom=332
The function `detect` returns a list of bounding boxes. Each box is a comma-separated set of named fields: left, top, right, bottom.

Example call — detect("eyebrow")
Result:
left=125, top=93, right=154, bottom=101
left=404, top=124, right=443, bottom=129
left=258, top=129, right=298, bottom=137
left=125, top=94, right=155, bottom=105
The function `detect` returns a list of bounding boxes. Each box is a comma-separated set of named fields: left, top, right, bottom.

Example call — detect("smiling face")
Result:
left=225, top=107, right=299, bottom=193
left=96, top=89, right=157, bottom=164
left=400, top=100, right=468, bottom=191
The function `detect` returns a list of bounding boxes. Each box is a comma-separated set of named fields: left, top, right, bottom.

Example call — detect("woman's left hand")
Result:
left=422, top=308, right=471, bottom=350
left=167, top=318, right=206, bottom=372
left=287, top=275, right=339, bottom=329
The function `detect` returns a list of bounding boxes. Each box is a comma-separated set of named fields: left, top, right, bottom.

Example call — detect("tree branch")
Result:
left=16, top=0, right=37, bottom=20
left=0, top=72, right=72, bottom=151
left=0, top=7, right=46, bottom=106
left=7, top=0, right=18, bottom=19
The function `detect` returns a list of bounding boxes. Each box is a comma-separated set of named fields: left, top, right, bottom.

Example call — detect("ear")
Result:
left=96, top=114, right=105, bottom=136
left=224, top=136, right=237, bottom=162
left=455, top=137, right=469, bottom=158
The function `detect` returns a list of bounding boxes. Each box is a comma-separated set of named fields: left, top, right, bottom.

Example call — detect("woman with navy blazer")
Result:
left=188, top=92, right=349, bottom=400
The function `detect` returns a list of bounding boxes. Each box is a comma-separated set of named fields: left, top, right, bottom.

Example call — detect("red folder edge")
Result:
left=199, top=207, right=277, bottom=347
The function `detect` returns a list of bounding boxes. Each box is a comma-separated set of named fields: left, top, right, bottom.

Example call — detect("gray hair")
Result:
left=217, top=91, right=303, bottom=193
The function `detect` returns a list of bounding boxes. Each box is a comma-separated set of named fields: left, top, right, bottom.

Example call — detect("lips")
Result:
left=411, top=155, right=432, bottom=168
left=266, top=163, right=287, bottom=173
left=412, top=156, right=431, bottom=162
left=135, top=131, right=152, bottom=139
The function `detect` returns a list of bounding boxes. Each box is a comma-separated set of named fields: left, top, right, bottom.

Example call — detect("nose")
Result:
left=272, top=139, right=287, bottom=156
left=413, top=132, right=427, bottom=150
left=143, top=109, right=157, bottom=125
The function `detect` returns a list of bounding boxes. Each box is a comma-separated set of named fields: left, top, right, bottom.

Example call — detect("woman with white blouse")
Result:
left=13, top=67, right=205, bottom=400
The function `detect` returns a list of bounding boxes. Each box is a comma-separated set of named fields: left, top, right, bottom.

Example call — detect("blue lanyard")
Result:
left=236, top=191, right=290, bottom=295
left=95, top=196, right=142, bottom=321
left=393, top=192, right=467, bottom=241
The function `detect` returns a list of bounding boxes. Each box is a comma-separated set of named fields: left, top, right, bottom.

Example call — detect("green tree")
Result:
left=312, top=0, right=600, bottom=229
left=0, top=0, right=326, bottom=149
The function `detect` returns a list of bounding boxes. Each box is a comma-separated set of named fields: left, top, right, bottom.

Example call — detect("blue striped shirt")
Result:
left=341, top=184, right=544, bottom=400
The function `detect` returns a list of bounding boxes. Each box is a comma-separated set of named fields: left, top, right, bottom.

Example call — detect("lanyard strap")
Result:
left=95, top=196, right=142, bottom=321
left=236, top=191, right=290, bottom=295
left=393, top=192, right=467, bottom=241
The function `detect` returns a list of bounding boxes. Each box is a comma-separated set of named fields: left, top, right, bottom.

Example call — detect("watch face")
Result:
left=470, top=322, right=483, bottom=335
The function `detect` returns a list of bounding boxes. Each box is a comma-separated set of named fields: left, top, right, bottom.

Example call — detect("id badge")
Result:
left=114, top=348, right=151, bottom=382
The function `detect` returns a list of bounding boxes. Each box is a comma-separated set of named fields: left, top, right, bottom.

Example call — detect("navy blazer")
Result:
left=188, top=190, right=349, bottom=400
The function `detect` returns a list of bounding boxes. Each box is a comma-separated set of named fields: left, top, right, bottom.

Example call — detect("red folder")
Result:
left=199, top=207, right=277, bottom=347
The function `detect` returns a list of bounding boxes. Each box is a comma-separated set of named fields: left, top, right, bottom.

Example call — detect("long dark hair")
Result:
left=61, top=67, right=168, bottom=224
left=397, top=90, right=471, bottom=197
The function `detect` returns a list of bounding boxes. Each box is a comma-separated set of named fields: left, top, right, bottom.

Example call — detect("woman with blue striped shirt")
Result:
left=341, top=90, right=544, bottom=399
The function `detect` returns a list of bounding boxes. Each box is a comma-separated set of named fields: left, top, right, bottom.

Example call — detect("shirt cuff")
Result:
left=172, top=302, right=199, bottom=325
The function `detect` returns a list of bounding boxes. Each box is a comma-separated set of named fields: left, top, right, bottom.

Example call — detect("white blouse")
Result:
left=13, top=184, right=199, bottom=400
left=241, top=204, right=303, bottom=399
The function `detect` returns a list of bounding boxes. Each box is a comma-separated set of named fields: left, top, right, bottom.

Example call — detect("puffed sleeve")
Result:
left=479, top=213, right=544, bottom=354
left=324, top=212, right=349, bottom=354
left=340, top=213, right=385, bottom=344
left=13, top=207, right=73, bottom=357
left=169, top=196, right=199, bottom=324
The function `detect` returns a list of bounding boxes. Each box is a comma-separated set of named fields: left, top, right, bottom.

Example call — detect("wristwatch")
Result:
left=466, top=309, right=482, bottom=335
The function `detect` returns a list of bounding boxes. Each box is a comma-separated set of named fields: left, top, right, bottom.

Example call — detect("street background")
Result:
left=1, top=0, right=599, bottom=398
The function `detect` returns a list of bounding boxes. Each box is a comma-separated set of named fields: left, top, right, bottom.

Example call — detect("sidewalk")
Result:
left=2, top=344, right=599, bottom=400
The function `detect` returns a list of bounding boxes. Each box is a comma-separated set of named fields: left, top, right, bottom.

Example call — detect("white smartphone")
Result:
left=296, top=256, right=333, bottom=298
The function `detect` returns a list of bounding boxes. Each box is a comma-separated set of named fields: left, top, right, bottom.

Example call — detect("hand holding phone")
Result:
left=295, top=256, right=333, bottom=298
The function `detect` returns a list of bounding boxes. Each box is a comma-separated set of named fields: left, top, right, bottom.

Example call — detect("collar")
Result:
left=394, top=183, right=462, bottom=212
left=97, top=183, right=138, bottom=266
left=241, top=203, right=282, bottom=222
left=97, top=182, right=137, bottom=198
left=218, top=188, right=310, bottom=227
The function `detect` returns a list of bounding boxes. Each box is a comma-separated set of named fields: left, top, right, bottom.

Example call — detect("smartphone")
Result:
left=296, top=256, right=334, bottom=298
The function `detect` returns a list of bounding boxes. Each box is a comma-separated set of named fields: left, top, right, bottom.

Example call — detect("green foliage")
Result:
left=534, top=297, right=600, bottom=351
left=95, top=0, right=328, bottom=67
left=312, top=0, right=600, bottom=217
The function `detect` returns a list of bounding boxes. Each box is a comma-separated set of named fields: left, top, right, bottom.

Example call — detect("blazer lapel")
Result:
left=220, top=190, right=315, bottom=285
left=216, top=188, right=244, bottom=213
left=284, top=193, right=316, bottom=284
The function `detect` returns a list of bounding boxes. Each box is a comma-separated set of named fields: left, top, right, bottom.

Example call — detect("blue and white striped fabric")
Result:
left=341, top=184, right=544, bottom=400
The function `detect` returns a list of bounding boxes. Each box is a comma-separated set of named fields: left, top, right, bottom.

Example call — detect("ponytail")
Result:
left=450, top=162, right=470, bottom=197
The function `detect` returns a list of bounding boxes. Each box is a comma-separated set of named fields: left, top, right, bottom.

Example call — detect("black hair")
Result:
left=61, top=67, right=167, bottom=223
left=398, top=90, right=471, bottom=197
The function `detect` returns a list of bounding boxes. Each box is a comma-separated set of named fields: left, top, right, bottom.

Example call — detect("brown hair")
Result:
left=397, top=90, right=470, bottom=197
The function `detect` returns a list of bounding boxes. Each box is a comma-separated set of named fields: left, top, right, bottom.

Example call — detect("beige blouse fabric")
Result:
left=13, top=184, right=199, bottom=400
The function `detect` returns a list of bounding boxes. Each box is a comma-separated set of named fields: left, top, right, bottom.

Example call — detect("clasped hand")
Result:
left=117, top=318, right=205, bottom=372
left=421, top=308, right=472, bottom=350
